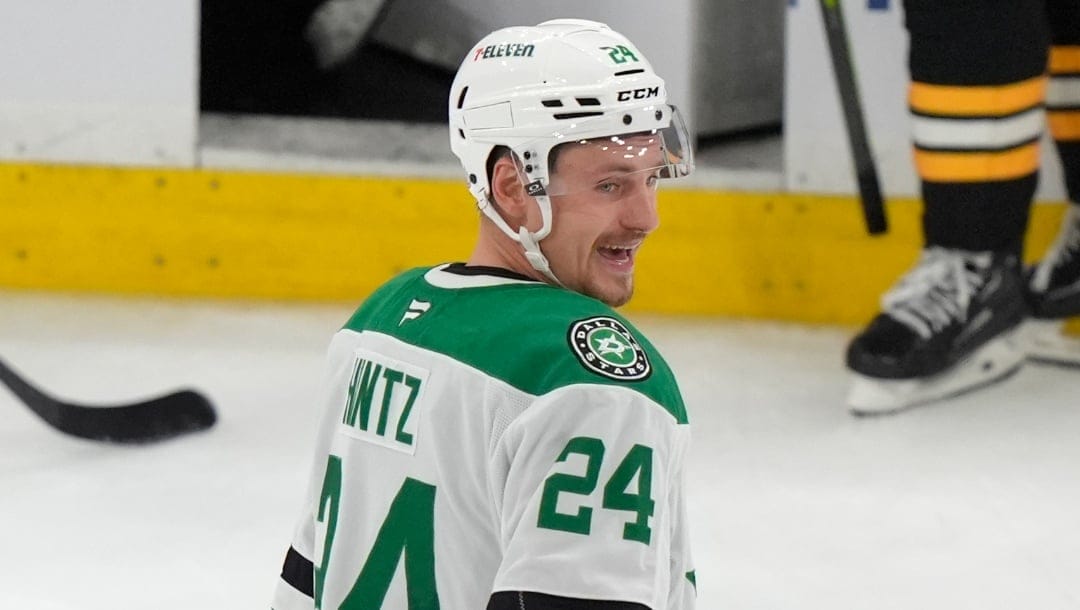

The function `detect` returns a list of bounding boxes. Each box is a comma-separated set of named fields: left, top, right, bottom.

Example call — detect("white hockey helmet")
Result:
left=448, top=19, right=693, bottom=282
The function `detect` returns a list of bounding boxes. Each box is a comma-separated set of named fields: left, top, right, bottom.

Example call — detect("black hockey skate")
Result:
left=1025, top=204, right=1080, bottom=366
left=846, top=247, right=1027, bottom=413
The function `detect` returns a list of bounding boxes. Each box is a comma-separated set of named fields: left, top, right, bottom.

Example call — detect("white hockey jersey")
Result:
left=272, top=264, right=695, bottom=610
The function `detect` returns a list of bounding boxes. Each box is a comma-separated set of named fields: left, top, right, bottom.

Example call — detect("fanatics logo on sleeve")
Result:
left=399, top=299, right=431, bottom=325
left=567, top=316, right=652, bottom=381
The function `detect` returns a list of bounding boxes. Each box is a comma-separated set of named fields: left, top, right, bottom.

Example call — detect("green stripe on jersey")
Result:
left=342, top=266, right=687, bottom=424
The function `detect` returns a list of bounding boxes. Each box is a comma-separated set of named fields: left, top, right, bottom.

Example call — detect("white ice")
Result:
left=1, top=290, right=1078, bottom=610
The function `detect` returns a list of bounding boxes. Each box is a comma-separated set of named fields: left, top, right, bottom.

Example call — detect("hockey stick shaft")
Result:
left=818, top=0, right=888, bottom=235
left=0, top=356, right=216, bottom=444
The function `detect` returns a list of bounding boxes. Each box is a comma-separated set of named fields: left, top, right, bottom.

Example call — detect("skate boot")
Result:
left=846, top=247, right=1027, bottom=414
left=1025, top=203, right=1080, bottom=365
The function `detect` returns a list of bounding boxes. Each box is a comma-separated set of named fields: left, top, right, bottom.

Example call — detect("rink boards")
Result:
left=1, top=161, right=1075, bottom=329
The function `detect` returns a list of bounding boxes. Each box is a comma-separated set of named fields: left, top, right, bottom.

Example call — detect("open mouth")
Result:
left=597, top=244, right=637, bottom=267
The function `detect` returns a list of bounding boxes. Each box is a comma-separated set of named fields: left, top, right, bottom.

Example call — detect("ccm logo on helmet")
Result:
left=473, top=43, right=536, bottom=61
left=617, top=87, right=660, bottom=102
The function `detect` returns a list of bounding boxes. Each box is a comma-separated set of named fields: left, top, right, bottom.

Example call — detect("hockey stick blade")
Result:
left=819, top=0, right=888, bottom=235
left=0, top=357, right=217, bottom=444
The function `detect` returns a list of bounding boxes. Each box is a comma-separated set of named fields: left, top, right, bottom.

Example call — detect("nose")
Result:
left=621, top=182, right=660, bottom=233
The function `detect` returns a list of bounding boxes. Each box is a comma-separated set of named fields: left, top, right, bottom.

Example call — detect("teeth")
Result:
left=600, top=246, right=632, bottom=262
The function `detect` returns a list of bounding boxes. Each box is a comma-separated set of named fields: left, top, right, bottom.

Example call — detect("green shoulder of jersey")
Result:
left=341, top=266, right=688, bottom=424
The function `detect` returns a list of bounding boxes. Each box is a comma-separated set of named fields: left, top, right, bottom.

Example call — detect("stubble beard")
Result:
left=586, top=275, right=635, bottom=308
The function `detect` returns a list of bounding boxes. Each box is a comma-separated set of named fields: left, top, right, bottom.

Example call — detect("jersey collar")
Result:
left=424, top=263, right=544, bottom=289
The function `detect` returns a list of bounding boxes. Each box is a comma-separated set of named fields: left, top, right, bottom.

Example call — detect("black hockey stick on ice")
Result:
left=818, top=0, right=888, bottom=235
left=0, top=356, right=217, bottom=443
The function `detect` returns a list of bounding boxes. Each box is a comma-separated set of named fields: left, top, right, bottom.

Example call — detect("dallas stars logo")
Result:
left=568, top=316, right=651, bottom=381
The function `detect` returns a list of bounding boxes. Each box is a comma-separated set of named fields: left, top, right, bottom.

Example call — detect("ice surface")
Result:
left=1, top=291, right=1077, bottom=609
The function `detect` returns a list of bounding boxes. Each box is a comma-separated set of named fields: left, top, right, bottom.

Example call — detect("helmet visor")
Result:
left=517, top=105, right=694, bottom=197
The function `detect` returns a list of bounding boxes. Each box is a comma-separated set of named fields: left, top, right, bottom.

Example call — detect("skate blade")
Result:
left=1023, top=319, right=1080, bottom=368
left=847, top=330, right=1025, bottom=415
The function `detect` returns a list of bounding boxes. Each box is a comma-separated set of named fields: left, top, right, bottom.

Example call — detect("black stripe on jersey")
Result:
left=487, top=591, right=650, bottom=610
left=444, top=262, right=540, bottom=282
left=912, top=135, right=1041, bottom=155
left=280, top=546, right=314, bottom=598
left=908, top=104, right=1044, bottom=121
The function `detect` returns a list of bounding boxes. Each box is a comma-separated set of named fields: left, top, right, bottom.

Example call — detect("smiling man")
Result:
left=273, top=19, right=696, bottom=610
left=474, top=131, right=668, bottom=307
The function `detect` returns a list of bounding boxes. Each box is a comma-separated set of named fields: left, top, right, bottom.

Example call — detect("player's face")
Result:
left=542, top=134, right=663, bottom=307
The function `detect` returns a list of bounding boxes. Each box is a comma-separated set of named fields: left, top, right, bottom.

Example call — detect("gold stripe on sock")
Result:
left=914, top=141, right=1040, bottom=182
left=1048, top=109, right=1080, bottom=141
left=910, top=76, right=1047, bottom=117
left=1050, top=46, right=1080, bottom=75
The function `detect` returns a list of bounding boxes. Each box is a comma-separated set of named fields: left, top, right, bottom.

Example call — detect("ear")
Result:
left=489, top=155, right=530, bottom=223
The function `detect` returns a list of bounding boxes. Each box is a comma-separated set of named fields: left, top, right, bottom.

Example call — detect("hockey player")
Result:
left=272, top=19, right=697, bottom=610
left=846, top=0, right=1080, bottom=413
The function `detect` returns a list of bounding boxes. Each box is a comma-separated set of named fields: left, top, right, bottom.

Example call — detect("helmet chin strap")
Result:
left=518, top=226, right=564, bottom=288
left=478, top=186, right=565, bottom=287
left=518, top=192, right=565, bottom=287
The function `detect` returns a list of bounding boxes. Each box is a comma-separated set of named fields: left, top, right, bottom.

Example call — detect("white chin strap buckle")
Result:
left=524, top=250, right=549, bottom=270
left=519, top=228, right=564, bottom=288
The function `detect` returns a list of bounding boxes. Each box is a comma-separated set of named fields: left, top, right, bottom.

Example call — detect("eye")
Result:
left=597, top=181, right=619, bottom=194
left=645, top=174, right=660, bottom=188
